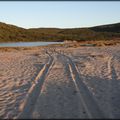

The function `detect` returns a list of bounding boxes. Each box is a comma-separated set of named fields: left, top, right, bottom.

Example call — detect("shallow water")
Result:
left=0, top=42, right=63, bottom=47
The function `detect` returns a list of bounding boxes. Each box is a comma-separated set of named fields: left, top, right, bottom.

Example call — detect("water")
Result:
left=0, top=42, right=63, bottom=47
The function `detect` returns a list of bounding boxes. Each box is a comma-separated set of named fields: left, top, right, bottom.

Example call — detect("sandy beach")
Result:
left=0, top=44, right=120, bottom=119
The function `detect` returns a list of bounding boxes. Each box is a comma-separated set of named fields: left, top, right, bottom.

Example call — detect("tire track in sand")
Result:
left=57, top=51, right=106, bottom=118
left=17, top=52, right=54, bottom=119
left=32, top=53, right=87, bottom=119
left=107, top=56, right=120, bottom=118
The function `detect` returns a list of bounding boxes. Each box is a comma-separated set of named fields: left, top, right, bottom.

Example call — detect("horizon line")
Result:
left=0, top=21, right=120, bottom=29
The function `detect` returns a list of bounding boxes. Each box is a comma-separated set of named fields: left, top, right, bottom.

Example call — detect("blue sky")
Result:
left=0, top=2, right=120, bottom=28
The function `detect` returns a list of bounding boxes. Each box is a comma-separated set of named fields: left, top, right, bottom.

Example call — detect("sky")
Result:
left=0, top=2, right=120, bottom=28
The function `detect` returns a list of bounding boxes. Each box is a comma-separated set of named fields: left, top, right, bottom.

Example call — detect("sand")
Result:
left=0, top=45, right=120, bottom=119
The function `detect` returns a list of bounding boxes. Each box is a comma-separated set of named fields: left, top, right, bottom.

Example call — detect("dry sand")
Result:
left=0, top=44, right=120, bottom=119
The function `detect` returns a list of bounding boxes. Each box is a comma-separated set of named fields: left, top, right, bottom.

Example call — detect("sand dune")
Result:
left=0, top=45, right=120, bottom=118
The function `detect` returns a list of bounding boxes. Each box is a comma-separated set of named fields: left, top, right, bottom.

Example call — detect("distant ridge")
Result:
left=0, top=22, right=120, bottom=42
left=90, top=23, right=120, bottom=33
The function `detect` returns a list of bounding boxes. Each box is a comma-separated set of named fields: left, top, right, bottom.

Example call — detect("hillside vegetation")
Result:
left=0, top=22, right=120, bottom=42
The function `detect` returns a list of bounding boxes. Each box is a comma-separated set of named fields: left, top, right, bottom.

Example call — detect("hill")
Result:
left=0, top=22, right=120, bottom=42
left=90, top=23, right=120, bottom=33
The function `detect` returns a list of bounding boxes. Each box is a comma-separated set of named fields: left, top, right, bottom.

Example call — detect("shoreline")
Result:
left=0, top=39, right=120, bottom=50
